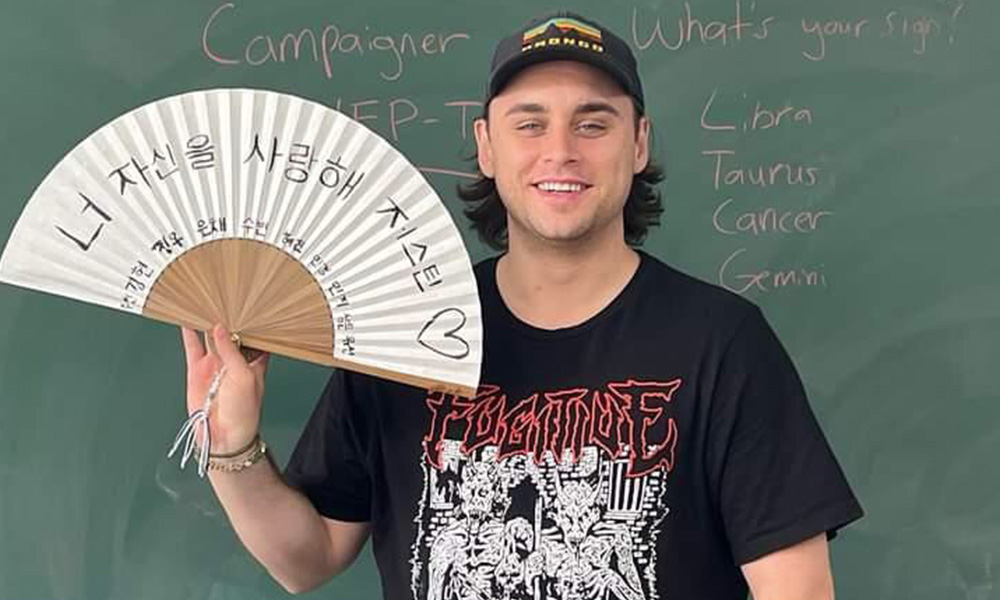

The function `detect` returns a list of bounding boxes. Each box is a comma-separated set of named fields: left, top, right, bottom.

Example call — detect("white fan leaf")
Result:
left=0, top=89, right=482, bottom=397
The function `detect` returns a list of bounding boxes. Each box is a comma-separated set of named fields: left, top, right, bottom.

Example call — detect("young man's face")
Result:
left=474, top=60, right=649, bottom=249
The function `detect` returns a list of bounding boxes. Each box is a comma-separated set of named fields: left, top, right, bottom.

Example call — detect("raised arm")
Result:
left=181, top=326, right=370, bottom=594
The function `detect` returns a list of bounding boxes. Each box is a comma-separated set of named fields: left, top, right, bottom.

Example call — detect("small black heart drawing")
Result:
left=417, top=308, right=471, bottom=360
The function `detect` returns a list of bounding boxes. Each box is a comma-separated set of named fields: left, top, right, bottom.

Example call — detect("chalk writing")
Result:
left=718, top=248, right=828, bottom=294
left=631, top=1, right=775, bottom=52
left=801, top=7, right=966, bottom=61
left=631, top=2, right=966, bottom=60
left=700, top=89, right=814, bottom=132
left=702, top=150, right=821, bottom=190
left=712, top=198, right=833, bottom=236
left=326, top=96, right=482, bottom=142
left=443, top=101, right=483, bottom=141
left=201, top=2, right=470, bottom=81
left=948, top=1, right=966, bottom=45
left=696, top=86, right=833, bottom=296
left=800, top=18, right=869, bottom=61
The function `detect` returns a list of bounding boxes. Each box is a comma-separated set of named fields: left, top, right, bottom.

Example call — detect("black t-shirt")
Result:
left=285, top=251, right=863, bottom=600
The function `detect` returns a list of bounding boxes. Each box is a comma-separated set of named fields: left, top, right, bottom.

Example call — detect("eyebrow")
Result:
left=576, top=101, right=621, bottom=118
left=503, top=100, right=622, bottom=118
left=504, top=102, right=546, bottom=117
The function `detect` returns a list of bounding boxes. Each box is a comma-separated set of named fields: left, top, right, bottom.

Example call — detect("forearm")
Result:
left=742, top=534, right=834, bottom=600
left=207, top=455, right=346, bottom=593
left=181, top=329, right=368, bottom=593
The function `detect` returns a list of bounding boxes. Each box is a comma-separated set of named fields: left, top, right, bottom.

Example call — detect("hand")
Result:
left=181, top=325, right=269, bottom=454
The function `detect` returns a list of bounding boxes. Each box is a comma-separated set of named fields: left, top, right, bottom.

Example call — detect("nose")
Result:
left=540, top=123, right=579, bottom=165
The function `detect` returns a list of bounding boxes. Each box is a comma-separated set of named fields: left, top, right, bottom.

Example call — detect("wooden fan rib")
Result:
left=144, top=238, right=334, bottom=357
left=148, top=258, right=226, bottom=324
left=240, top=281, right=328, bottom=323
left=331, top=356, right=476, bottom=398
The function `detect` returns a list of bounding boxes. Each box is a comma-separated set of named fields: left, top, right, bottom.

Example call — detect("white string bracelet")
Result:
left=168, top=366, right=227, bottom=478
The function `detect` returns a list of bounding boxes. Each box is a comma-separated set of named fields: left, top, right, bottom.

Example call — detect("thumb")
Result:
left=212, top=325, right=248, bottom=370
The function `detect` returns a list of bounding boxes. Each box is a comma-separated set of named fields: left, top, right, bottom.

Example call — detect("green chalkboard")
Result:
left=1, top=0, right=998, bottom=599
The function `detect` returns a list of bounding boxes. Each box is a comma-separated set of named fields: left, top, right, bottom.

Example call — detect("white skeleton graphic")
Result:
left=427, top=461, right=532, bottom=600
left=527, top=480, right=646, bottom=600
left=420, top=447, right=655, bottom=600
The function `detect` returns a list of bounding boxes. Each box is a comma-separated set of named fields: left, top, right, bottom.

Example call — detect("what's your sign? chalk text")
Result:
left=632, top=0, right=968, bottom=60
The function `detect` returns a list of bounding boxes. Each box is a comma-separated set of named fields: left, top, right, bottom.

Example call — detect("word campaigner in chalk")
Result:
left=181, top=11, right=863, bottom=600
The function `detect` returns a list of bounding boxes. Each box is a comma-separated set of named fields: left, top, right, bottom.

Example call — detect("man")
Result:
left=181, top=12, right=863, bottom=599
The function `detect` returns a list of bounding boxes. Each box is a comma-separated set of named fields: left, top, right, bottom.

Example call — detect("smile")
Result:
left=535, top=181, right=589, bottom=193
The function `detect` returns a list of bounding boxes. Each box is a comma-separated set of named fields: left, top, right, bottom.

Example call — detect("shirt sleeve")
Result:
left=708, top=307, right=864, bottom=565
left=283, top=368, right=372, bottom=522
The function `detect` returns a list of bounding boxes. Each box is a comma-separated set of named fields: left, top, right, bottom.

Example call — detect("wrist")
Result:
left=200, top=434, right=268, bottom=473
left=211, top=434, right=260, bottom=458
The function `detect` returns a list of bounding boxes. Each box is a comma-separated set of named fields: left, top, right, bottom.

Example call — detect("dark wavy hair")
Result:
left=457, top=103, right=665, bottom=251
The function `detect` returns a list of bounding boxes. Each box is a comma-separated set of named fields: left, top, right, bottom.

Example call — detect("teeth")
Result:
left=538, top=181, right=583, bottom=193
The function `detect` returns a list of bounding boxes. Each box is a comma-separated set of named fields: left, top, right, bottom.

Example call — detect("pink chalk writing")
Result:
left=202, top=2, right=470, bottom=81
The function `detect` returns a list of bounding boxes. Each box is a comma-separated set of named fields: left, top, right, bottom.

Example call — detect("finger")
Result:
left=248, top=350, right=269, bottom=370
left=212, top=324, right=248, bottom=370
left=181, top=326, right=206, bottom=368
left=249, top=351, right=270, bottom=388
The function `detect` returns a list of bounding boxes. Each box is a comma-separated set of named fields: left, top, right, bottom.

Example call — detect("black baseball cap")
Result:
left=486, top=12, right=645, bottom=113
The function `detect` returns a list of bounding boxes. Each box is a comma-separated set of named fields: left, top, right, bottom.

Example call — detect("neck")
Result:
left=497, top=230, right=640, bottom=330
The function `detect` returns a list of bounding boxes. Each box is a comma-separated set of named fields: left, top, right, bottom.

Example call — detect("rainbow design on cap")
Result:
left=521, top=17, right=604, bottom=53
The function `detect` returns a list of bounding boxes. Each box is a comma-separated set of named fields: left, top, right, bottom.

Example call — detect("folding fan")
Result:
left=0, top=88, right=482, bottom=401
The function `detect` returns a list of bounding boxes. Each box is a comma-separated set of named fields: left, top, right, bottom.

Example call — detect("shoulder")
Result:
left=634, top=251, right=762, bottom=342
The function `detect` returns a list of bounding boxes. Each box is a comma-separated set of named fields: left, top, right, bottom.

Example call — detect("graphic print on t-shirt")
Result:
left=411, top=379, right=682, bottom=600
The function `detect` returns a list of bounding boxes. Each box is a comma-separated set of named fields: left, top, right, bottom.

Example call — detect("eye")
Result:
left=576, top=121, right=607, bottom=135
left=515, top=120, right=543, bottom=133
